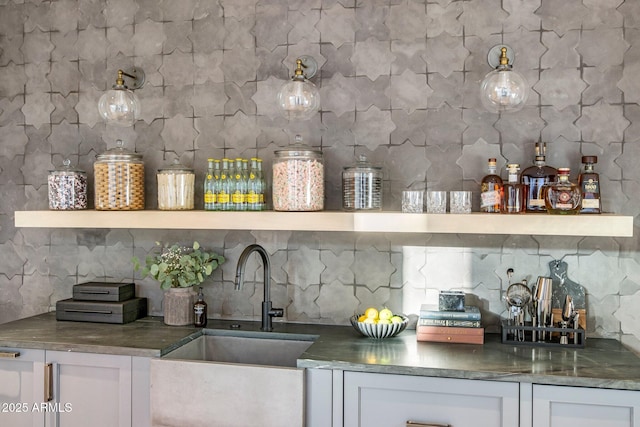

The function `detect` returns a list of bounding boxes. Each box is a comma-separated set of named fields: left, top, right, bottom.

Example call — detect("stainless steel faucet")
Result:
left=234, top=244, right=284, bottom=331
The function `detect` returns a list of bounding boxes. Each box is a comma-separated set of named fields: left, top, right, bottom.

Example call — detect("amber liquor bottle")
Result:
left=193, top=287, right=208, bottom=327
left=480, top=158, right=503, bottom=213
left=544, top=168, right=581, bottom=215
left=520, top=142, right=557, bottom=212
left=578, top=156, right=601, bottom=214
left=502, top=164, right=525, bottom=214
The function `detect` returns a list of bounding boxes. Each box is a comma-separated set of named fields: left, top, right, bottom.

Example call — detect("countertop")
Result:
left=1, top=313, right=640, bottom=391
left=0, top=312, right=200, bottom=357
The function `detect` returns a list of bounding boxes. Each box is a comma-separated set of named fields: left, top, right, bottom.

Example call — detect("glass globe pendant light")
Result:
left=98, top=68, right=144, bottom=127
left=277, top=57, right=320, bottom=121
left=480, top=46, right=529, bottom=113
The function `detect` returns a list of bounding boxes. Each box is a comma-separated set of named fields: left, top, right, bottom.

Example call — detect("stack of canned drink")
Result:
left=203, top=157, right=266, bottom=211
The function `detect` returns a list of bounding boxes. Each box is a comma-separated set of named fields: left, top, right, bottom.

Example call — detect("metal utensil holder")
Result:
left=501, top=321, right=585, bottom=348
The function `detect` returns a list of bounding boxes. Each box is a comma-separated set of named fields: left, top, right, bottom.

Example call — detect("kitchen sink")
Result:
left=162, top=329, right=316, bottom=367
left=150, top=328, right=317, bottom=427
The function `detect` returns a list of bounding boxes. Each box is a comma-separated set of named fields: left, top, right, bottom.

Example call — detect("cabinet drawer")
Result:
left=533, top=384, right=640, bottom=427
left=344, top=371, right=519, bottom=427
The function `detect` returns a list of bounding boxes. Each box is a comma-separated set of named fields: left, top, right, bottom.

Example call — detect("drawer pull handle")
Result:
left=406, top=422, right=450, bottom=427
left=64, top=309, right=113, bottom=314
left=44, top=363, right=53, bottom=402
left=0, top=351, right=20, bottom=358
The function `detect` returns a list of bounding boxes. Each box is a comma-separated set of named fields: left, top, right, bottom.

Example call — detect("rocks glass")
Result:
left=450, top=191, right=472, bottom=214
left=426, top=191, right=447, bottom=213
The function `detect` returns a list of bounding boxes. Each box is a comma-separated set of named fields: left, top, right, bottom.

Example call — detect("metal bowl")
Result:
left=350, top=314, right=409, bottom=339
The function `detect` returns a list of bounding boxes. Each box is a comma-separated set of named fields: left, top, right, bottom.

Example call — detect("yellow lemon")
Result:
left=391, top=315, right=404, bottom=324
left=358, top=315, right=367, bottom=322
left=364, top=307, right=379, bottom=320
left=379, top=308, right=393, bottom=321
left=378, top=319, right=392, bottom=325
left=363, top=317, right=376, bottom=324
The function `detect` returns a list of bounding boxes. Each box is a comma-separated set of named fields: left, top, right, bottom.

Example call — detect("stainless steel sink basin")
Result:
left=162, top=329, right=316, bottom=367
left=164, top=329, right=316, bottom=367
left=151, top=328, right=317, bottom=426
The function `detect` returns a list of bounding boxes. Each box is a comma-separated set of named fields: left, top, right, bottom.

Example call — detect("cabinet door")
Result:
left=46, top=351, right=132, bottom=427
left=344, top=371, right=519, bottom=427
left=533, top=384, right=640, bottom=427
left=0, top=347, right=45, bottom=427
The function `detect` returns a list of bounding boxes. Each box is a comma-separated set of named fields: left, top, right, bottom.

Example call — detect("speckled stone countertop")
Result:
left=0, top=312, right=200, bottom=357
left=1, top=313, right=639, bottom=391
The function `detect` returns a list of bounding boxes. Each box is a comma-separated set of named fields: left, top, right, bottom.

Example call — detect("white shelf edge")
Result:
left=353, top=212, right=634, bottom=237
left=14, top=210, right=634, bottom=237
left=14, top=211, right=354, bottom=232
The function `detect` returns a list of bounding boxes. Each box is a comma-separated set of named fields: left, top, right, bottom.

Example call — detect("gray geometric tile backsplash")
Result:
left=1, top=0, right=640, bottom=352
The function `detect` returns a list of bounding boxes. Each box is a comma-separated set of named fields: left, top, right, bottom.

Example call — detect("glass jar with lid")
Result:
left=157, top=159, right=195, bottom=210
left=48, top=159, right=88, bottom=210
left=342, top=155, right=383, bottom=211
left=272, top=135, right=324, bottom=211
left=94, top=139, right=145, bottom=210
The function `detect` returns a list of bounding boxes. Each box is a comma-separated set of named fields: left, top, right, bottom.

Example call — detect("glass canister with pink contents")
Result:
left=272, top=137, right=324, bottom=211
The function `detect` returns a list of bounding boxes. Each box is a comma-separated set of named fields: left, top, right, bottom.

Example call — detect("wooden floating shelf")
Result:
left=14, top=210, right=634, bottom=237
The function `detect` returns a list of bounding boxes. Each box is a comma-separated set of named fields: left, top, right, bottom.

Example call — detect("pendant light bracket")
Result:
left=118, top=67, right=145, bottom=90
left=487, top=45, right=515, bottom=69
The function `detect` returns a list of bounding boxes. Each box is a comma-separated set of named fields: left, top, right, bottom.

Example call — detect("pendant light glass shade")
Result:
left=480, top=46, right=529, bottom=113
left=98, top=69, right=144, bottom=127
left=277, top=58, right=320, bottom=121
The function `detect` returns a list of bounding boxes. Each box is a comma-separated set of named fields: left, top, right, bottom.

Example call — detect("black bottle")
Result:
left=193, top=287, right=207, bottom=327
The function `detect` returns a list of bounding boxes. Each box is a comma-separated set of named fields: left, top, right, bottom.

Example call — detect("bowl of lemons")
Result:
left=350, top=307, right=409, bottom=339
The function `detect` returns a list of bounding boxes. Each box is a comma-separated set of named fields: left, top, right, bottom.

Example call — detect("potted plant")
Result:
left=133, top=241, right=224, bottom=326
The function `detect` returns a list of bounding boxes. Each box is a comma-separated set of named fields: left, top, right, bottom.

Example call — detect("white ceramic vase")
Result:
left=163, top=287, right=196, bottom=326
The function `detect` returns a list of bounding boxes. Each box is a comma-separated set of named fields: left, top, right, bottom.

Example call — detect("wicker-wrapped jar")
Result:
left=94, top=140, right=145, bottom=210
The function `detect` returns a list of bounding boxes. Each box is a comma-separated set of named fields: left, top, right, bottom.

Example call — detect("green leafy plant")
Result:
left=133, top=241, right=225, bottom=290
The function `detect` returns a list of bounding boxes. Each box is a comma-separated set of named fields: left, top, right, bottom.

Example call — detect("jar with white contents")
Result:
left=272, top=137, right=324, bottom=211
left=157, top=159, right=195, bottom=210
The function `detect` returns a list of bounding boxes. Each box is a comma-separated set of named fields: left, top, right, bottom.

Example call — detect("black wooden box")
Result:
left=56, top=297, right=147, bottom=324
left=72, top=282, right=135, bottom=302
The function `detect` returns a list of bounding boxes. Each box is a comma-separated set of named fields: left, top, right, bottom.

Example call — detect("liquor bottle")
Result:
left=578, top=156, right=601, bottom=214
left=217, top=158, right=232, bottom=211
left=520, top=142, right=557, bottom=212
left=232, top=158, right=247, bottom=211
left=480, top=158, right=503, bottom=213
left=247, top=158, right=261, bottom=211
left=256, top=158, right=266, bottom=210
left=204, top=158, right=216, bottom=211
left=193, top=287, right=207, bottom=327
left=544, top=168, right=581, bottom=215
left=502, top=163, right=525, bottom=214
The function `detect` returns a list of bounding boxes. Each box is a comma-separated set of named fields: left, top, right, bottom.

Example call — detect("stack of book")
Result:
left=417, top=304, right=484, bottom=344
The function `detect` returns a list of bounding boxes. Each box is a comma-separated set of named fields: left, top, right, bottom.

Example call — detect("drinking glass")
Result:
left=402, top=190, right=424, bottom=213
left=426, top=191, right=447, bottom=214
left=450, top=191, right=472, bottom=214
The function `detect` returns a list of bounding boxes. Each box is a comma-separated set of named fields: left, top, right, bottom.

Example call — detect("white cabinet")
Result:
left=46, top=351, right=132, bottom=427
left=0, top=347, right=150, bottom=427
left=343, top=371, right=520, bottom=427
left=0, top=347, right=45, bottom=427
left=532, top=384, right=640, bottom=427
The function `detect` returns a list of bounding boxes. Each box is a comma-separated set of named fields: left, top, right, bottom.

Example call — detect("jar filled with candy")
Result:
left=272, top=135, right=324, bottom=211
left=48, top=159, right=88, bottom=210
